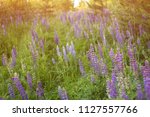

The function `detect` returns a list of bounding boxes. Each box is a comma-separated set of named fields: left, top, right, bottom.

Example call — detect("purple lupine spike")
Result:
left=137, top=84, right=144, bottom=100
left=31, top=30, right=38, bottom=42
left=8, top=84, right=15, bottom=99
left=128, top=48, right=138, bottom=73
left=115, top=50, right=123, bottom=72
left=12, top=77, right=28, bottom=100
left=36, top=82, right=44, bottom=98
left=115, top=28, right=123, bottom=45
left=107, top=71, right=117, bottom=99
left=56, top=45, right=61, bottom=57
left=98, top=43, right=103, bottom=58
left=10, top=47, right=17, bottom=68
left=88, top=44, right=100, bottom=74
left=62, top=46, right=68, bottom=62
left=27, top=73, right=32, bottom=89
left=122, top=88, right=128, bottom=100
left=79, top=59, right=86, bottom=76
left=54, top=30, right=59, bottom=45
left=58, top=86, right=68, bottom=100
left=52, top=58, right=56, bottom=64
left=142, top=60, right=150, bottom=99
left=2, top=53, right=7, bottom=66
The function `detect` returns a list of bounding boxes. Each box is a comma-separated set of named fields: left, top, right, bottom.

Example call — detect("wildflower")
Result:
left=12, top=77, right=28, bottom=100
left=27, top=73, right=32, bottom=89
left=128, top=48, right=138, bottom=73
left=107, top=71, right=117, bottom=99
left=8, top=84, right=15, bottom=99
left=142, top=60, right=150, bottom=99
left=58, top=86, right=68, bottom=100
left=36, top=82, right=44, bottom=98
left=79, top=59, right=86, bottom=76
left=115, top=50, right=123, bottom=72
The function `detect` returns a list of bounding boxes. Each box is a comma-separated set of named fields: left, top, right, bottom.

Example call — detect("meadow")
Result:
left=0, top=0, right=150, bottom=100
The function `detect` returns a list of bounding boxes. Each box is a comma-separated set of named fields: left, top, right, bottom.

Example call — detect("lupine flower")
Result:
left=116, top=28, right=123, bottom=45
left=79, top=59, right=86, bottom=76
left=88, top=44, right=100, bottom=74
left=63, top=46, right=68, bottom=62
left=10, top=47, right=17, bottom=68
left=107, top=71, right=117, bottom=99
left=29, top=43, right=38, bottom=63
left=31, top=30, right=38, bottom=42
left=54, top=30, right=59, bottom=45
left=2, top=53, right=7, bottom=66
left=128, top=48, right=138, bottom=73
left=36, top=82, right=44, bottom=98
left=27, top=73, right=32, bottom=89
left=142, top=60, right=150, bottom=99
left=12, top=77, right=28, bottom=100
left=58, top=86, right=68, bottom=100
left=8, top=84, right=15, bottom=99
left=115, top=50, right=123, bottom=72
left=137, top=84, right=144, bottom=100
